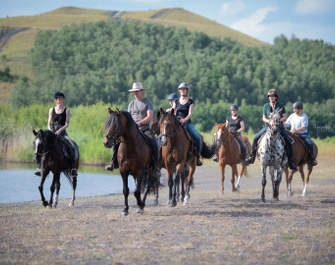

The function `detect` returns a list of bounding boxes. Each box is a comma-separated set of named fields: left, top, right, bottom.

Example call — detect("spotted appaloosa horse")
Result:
left=257, top=108, right=287, bottom=202
left=284, top=132, right=318, bottom=196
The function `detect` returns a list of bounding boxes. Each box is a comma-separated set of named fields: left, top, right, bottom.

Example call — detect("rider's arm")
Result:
left=48, top=108, right=53, bottom=131
left=262, top=115, right=269, bottom=124
left=280, top=113, right=287, bottom=122
left=136, top=110, right=153, bottom=126
left=237, top=121, right=245, bottom=133
left=55, top=109, right=70, bottom=135
left=291, top=126, right=307, bottom=133
left=181, top=103, right=193, bottom=124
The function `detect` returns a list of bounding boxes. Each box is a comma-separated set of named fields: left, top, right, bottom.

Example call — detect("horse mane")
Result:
left=36, top=129, right=56, bottom=142
left=104, top=110, right=139, bottom=131
left=159, top=112, right=180, bottom=127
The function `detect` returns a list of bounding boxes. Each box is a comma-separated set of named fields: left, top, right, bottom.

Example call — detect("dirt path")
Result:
left=0, top=156, right=334, bottom=264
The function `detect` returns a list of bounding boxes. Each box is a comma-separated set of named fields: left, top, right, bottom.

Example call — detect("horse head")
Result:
left=268, top=108, right=283, bottom=133
left=151, top=110, right=161, bottom=137
left=215, top=122, right=230, bottom=147
left=32, top=129, right=55, bottom=164
left=103, top=108, right=124, bottom=148
left=159, top=108, right=179, bottom=146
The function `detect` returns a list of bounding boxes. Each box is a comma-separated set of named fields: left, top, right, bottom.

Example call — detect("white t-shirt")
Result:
left=285, top=113, right=308, bottom=134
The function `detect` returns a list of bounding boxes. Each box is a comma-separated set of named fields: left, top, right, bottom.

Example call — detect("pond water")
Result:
left=0, top=162, right=135, bottom=204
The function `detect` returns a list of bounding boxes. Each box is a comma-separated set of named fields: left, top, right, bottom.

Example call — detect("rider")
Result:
left=244, top=89, right=297, bottom=170
left=212, top=104, right=247, bottom=163
left=285, top=101, right=318, bottom=166
left=173, top=82, right=202, bottom=166
left=34, top=91, right=78, bottom=177
left=105, top=82, right=161, bottom=179
left=166, top=93, right=179, bottom=113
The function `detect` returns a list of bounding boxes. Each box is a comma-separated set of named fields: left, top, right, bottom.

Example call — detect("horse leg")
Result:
left=152, top=173, right=159, bottom=207
left=134, top=173, right=145, bottom=213
left=121, top=174, right=130, bottom=215
left=69, top=176, right=77, bottom=207
left=48, top=174, right=56, bottom=208
left=180, top=173, right=185, bottom=202
left=273, top=167, right=282, bottom=200
left=302, top=164, right=310, bottom=196
left=171, top=170, right=180, bottom=207
left=184, top=163, right=195, bottom=205
left=231, top=165, right=238, bottom=192
left=235, top=164, right=244, bottom=190
left=38, top=169, right=50, bottom=207
left=53, top=173, right=61, bottom=208
left=261, top=164, right=267, bottom=202
left=220, top=163, right=225, bottom=194
left=166, top=168, right=174, bottom=205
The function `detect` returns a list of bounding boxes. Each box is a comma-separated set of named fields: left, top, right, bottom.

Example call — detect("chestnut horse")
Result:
left=214, top=122, right=251, bottom=194
left=159, top=108, right=216, bottom=206
left=284, top=131, right=318, bottom=196
left=103, top=108, right=160, bottom=215
left=33, top=129, right=79, bottom=208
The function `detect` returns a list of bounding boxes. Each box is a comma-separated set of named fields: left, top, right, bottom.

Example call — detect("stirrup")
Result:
left=34, top=168, right=41, bottom=177
left=105, top=162, right=114, bottom=172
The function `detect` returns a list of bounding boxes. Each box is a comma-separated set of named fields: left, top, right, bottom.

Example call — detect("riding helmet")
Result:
left=292, top=101, right=303, bottom=109
left=168, top=93, right=179, bottom=100
left=230, top=104, right=239, bottom=111
left=178, top=82, right=190, bottom=90
left=53, top=91, right=65, bottom=99
left=267, top=89, right=279, bottom=97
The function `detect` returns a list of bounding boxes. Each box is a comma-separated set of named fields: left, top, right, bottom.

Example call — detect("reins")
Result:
left=34, top=135, right=60, bottom=157
left=217, top=129, right=235, bottom=147
left=160, top=115, right=183, bottom=138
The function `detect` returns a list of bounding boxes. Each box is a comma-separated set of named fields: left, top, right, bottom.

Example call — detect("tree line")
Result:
left=9, top=20, right=335, bottom=138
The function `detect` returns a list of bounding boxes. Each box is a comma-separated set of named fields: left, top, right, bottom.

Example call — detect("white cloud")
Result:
left=219, top=0, right=246, bottom=16
left=295, top=0, right=335, bottom=15
left=230, top=6, right=278, bottom=36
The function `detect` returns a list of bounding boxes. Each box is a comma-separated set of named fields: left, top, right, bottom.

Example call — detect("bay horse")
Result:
left=159, top=108, right=216, bottom=207
left=103, top=108, right=160, bottom=215
left=284, top=132, right=318, bottom=196
left=214, top=122, right=251, bottom=194
left=257, top=108, right=287, bottom=202
left=33, top=129, right=79, bottom=208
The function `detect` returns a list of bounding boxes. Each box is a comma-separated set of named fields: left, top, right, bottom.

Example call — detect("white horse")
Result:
left=257, top=108, right=287, bottom=202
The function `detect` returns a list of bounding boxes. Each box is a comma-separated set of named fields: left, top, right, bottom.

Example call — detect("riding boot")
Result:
left=153, top=160, right=161, bottom=179
left=34, top=167, right=41, bottom=177
left=195, top=150, right=203, bottom=166
left=105, top=143, right=120, bottom=172
left=286, top=144, right=297, bottom=170
left=244, top=147, right=257, bottom=166
left=311, top=156, right=318, bottom=166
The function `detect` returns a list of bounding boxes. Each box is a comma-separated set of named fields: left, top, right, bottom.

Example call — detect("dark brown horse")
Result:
left=33, top=129, right=79, bottom=208
left=159, top=108, right=216, bottom=206
left=214, top=122, right=251, bottom=194
left=103, top=108, right=160, bottom=215
left=284, top=131, right=318, bottom=196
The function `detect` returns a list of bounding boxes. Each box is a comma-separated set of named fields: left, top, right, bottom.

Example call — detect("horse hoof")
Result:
left=302, top=192, right=306, bottom=197
left=69, top=202, right=74, bottom=207
left=273, top=197, right=279, bottom=201
left=261, top=198, right=266, bottom=203
left=137, top=208, right=144, bottom=214
left=122, top=211, right=129, bottom=216
left=171, top=201, right=177, bottom=207
left=167, top=200, right=172, bottom=205
left=152, top=200, right=158, bottom=207
left=287, top=192, right=294, bottom=197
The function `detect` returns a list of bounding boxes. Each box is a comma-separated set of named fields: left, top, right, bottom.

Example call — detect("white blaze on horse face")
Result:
left=162, top=120, right=167, bottom=142
left=34, top=138, right=41, bottom=154
left=217, top=129, right=222, bottom=140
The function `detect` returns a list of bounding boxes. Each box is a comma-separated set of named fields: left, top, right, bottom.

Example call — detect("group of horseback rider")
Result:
left=35, top=85, right=317, bottom=177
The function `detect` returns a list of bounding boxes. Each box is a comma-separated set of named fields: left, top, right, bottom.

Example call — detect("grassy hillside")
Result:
left=118, top=8, right=266, bottom=47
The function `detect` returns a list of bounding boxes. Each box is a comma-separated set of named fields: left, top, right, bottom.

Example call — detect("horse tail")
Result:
left=63, top=171, right=75, bottom=189
left=200, top=135, right=216, bottom=159
left=242, top=165, right=250, bottom=178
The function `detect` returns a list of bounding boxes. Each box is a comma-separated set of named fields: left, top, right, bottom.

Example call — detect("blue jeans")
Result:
left=252, top=126, right=268, bottom=149
left=252, top=126, right=292, bottom=150
left=298, top=133, right=314, bottom=156
left=158, top=122, right=201, bottom=152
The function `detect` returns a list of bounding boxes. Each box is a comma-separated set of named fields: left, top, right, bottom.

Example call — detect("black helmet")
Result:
left=53, top=91, right=65, bottom=99
left=267, top=89, right=279, bottom=97
left=168, top=93, right=179, bottom=100
left=178, top=82, right=190, bottom=90
left=292, top=101, right=303, bottom=109
left=230, top=104, right=239, bottom=111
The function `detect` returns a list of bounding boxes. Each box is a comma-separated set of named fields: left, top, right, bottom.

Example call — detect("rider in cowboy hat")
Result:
left=285, top=101, right=318, bottom=166
left=105, top=82, right=161, bottom=178
left=244, top=89, right=297, bottom=170
left=212, top=104, right=247, bottom=163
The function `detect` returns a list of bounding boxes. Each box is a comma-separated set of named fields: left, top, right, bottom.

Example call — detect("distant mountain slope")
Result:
left=118, top=8, right=266, bottom=47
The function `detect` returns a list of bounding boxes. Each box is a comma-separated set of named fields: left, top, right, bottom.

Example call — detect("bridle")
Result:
left=159, top=115, right=182, bottom=138
left=34, top=135, right=59, bottom=157
left=216, top=127, right=234, bottom=147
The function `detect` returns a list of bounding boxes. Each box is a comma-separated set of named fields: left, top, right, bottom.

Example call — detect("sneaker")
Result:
left=34, top=168, right=41, bottom=177
left=105, top=162, right=114, bottom=172
left=212, top=157, right=219, bottom=162
left=71, top=168, right=78, bottom=177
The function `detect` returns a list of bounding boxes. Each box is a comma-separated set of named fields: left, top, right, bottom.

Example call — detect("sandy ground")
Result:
left=0, top=155, right=334, bottom=265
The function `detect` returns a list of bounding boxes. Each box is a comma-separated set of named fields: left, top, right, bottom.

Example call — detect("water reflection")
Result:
left=0, top=162, right=134, bottom=204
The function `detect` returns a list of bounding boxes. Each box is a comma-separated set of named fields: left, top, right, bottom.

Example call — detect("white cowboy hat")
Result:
left=129, top=82, right=147, bottom=92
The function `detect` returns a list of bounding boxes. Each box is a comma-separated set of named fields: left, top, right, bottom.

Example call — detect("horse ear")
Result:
left=116, top=108, right=120, bottom=115
left=33, top=129, right=37, bottom=136
left=215, top=122, right=218, bottom=127
left=270, top=106, right=273, bottom=113
left=170, top=108, right=174, bottom=116
left=160, top=108, right=164, bottom=115
left=157, top=110, right=160, bottom=118
left=108, top=108, right=113, bottom=114
left=39, top=129, right=44, bottom=136
left=278, top=108, right=283, bottom=114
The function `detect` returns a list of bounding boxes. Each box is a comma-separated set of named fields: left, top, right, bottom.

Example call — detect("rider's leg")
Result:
left=186, top=123, right=202, bottom=166
left=34, top=164, right=42, bottom=176
left=144, top=130, right=161, bottom=178
left=235, top=134, right=247, bottom=163
left=105, top=142, right=120, bottom=171
left=244, top=126, right=268, bottom=166
left=280, top=128, right=297, bottom=170
left=62, top=134, right=78, bottom=176
left=300, top=133, right=317, bottom=166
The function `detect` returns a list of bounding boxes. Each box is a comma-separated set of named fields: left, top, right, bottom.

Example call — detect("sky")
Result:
left=1, top=0, right=335, bottom=45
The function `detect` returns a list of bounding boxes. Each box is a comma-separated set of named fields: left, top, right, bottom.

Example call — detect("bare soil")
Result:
left=0, top=155, right=334, bottom=265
